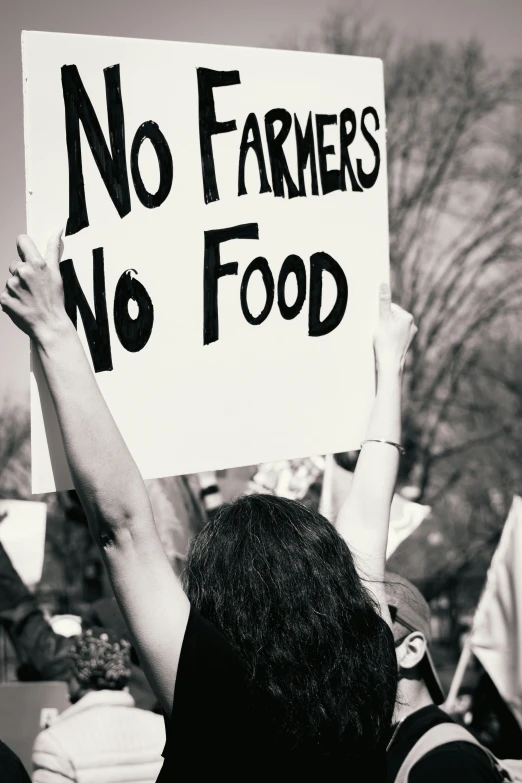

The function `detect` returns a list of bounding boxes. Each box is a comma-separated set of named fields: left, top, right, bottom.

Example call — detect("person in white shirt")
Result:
left=32, top=626, right=165, bottom=783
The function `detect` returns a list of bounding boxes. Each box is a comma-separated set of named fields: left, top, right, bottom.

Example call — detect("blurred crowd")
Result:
left=0, top=464, right=521, bottom=781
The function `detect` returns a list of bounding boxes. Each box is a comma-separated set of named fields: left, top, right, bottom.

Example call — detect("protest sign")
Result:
left=23, top=31, right=389, bottom=493
left=0, top=682, right=69, bottom=773
left=248, top=456, right=325, bottom=500
left=0, top=499, right=47, bottom=586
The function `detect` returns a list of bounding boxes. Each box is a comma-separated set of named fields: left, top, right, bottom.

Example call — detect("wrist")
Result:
left=376, top=359, right=403, bottom=380
left=33, top=313, right=74, bottom=351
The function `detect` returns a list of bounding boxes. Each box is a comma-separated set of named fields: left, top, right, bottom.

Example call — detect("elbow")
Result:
left=80, top=484, right=152, bottom=550
left=94, top=516, right=137, bottom=553
left=87, top=484, right=147, bottom=532
left=90, top=506, right=142, bottom=554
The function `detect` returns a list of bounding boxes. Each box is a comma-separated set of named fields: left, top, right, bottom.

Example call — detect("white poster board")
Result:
left=23, top=31, right=389, bottom=494
left=0, top=499, right=47, bottom=586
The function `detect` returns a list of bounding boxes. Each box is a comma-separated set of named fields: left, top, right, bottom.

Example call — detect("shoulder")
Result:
left=166, top=608, right=259, bottom=756
left=32, top=727, right=76, bottom=783
left=125, top=706, right=166, bottom=735
left=410, top=741, right=501, bottom=782
left=177, top=606, right=247, bottom=683
left=399, top=704, right=457, bottom=740
left=32, top=725, right=68, bottom=756
left=388, top=707, right=490, bottom=783
left=173, top=606, right=253, bottom=721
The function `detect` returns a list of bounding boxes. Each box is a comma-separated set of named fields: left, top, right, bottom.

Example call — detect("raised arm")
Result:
left=1, top=233, right=189, bottom=717
left=336, top=284, right=416, bottom=621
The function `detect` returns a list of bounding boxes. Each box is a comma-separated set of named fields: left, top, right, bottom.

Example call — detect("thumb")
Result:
left=379, top=282, right=392, bottom=319
left=45, top=228, right=64, bottom=271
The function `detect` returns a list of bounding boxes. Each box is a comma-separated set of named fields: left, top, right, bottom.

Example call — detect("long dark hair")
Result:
left=183, top=494, right=396, bottom=752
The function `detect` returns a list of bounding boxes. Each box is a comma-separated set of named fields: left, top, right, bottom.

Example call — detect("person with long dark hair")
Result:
left=1, top=232, right=417, bottom=779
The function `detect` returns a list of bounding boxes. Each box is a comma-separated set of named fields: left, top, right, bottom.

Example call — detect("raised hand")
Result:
left=0, top=231, right=66, bottom=343
left=373, top=283, right=417, bottom=373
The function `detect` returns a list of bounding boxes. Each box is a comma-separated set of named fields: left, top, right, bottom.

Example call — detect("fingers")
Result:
left=0, top=285, right=22, bottom=322
left=45, top=228, right=64, bottom=270
left=391, top=302, right=416, bottom=328
left=16, top=230, right=63, bottom=274
left=1, top=277, right=22, bottom=317
left=16, top=234, right=44, bottom=267
left=390, top=302, right=409, bottom=318
left=379, top=282, right=392, bottom=319
left=9, top=260, right=28, bottom=280
left=407, top=324, right=417, bottom=345
left=5, top=276, right=21, bottom=297
left=404, top=322, right=418, bottom=357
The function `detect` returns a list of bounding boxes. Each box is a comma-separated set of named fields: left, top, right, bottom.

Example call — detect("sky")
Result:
left=1, top=0, right=521, bottom=402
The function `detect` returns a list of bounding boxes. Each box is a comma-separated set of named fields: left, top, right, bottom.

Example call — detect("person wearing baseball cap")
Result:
left=385, top=572, right=500, bottom=783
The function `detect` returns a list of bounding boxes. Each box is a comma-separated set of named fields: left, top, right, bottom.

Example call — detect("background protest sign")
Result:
left=23, top=31, right=389, bottom=493
left=0, top=499, right=47, bottom=586
left=469, top=496, right=522, bottom=728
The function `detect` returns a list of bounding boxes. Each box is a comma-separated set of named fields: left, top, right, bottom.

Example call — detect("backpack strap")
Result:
left=394, top=722, right=511, bottom=783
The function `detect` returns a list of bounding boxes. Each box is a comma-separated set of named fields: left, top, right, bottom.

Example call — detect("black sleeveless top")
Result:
left=157, top=607, right=391, bottom=780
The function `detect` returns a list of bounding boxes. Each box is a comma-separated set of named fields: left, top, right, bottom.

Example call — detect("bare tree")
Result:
left=0, top=403, right=30, bottom=500
left=317, top=11, right=522, bottom=499
left=303, top=12, right=522, bottom=605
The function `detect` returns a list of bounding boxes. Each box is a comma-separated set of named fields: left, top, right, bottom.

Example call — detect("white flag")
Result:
left=470, top=496, right=522, bottom=728
left=0, top=499, right=47, bottom=587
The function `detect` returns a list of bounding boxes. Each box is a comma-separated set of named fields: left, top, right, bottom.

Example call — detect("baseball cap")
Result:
left=385, top=572, right=445, bottom=705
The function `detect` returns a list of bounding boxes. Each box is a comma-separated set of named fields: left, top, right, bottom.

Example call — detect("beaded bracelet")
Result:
left=360, top=439, right=406, bottom=456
